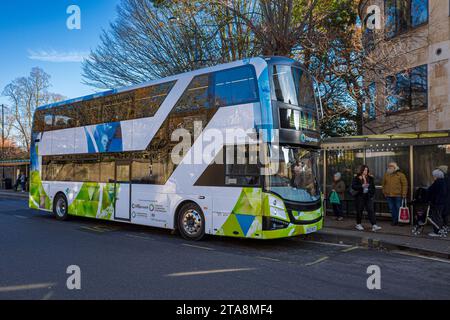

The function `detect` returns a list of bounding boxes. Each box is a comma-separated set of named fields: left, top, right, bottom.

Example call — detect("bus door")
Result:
left=114, top=161, right=131, bottom=221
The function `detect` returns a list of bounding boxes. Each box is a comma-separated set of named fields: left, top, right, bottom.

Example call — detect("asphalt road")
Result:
left=0, top=197, right=449, bottom=300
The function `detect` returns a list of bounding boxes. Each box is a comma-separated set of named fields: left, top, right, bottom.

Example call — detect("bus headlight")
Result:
left=268, top=195, right=288, bottom=220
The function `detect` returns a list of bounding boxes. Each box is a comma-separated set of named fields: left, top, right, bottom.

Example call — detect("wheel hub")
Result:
left=182, top=209, right=202, bottom=236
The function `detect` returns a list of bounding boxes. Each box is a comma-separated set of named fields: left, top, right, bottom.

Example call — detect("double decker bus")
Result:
left=30, top=56, right=323, bottom=240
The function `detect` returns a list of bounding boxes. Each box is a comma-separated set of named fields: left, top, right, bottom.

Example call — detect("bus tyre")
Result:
left=177, top=203, right=205, bottom=241
left=53, top=194, right=69, bottom=221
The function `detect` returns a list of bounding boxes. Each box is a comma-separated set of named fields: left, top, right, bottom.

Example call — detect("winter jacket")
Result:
left=427, top=178, right=448, bottom=207
left=445, top=174, right=450, bottom=207
left=332, top=179, right=346, bottom=200
left=382, top=171, right=408, bottom=198
left=352, top=175, right=376, bottom=198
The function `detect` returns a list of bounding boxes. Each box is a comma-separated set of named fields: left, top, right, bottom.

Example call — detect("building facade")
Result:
left=359, top=0, right=450, bottom=134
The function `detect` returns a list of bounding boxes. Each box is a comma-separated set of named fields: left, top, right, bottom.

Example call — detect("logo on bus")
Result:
left=301, top=133, right=320, bottom=144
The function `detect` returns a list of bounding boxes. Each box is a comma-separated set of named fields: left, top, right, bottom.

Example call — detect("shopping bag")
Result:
left=398, top=198, right=410, bottom=224
left=329, top=191, right=341, bottom=205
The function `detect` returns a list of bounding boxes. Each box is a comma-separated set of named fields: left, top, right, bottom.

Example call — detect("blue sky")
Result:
left=0, top=0, right=121, bottom=106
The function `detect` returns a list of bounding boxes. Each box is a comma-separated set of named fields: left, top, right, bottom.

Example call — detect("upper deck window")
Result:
left=213, top=65, right=258, bottom=107
left=271, top=65, right=315, bottom=108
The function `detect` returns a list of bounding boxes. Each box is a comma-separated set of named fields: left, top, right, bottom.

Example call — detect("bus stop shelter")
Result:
left=320, top=131, right=450, bottom=219
left=0, top=159, right=30, bottom=190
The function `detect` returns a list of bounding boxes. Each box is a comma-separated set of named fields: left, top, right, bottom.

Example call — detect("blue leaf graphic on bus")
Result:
left=30, top=132, right=40, bottom=171
left=86, top=122, right=123, bottom=153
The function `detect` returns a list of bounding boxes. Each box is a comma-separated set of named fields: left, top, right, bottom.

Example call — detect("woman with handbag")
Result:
left=351, top=165, right=382, bottom=232
left=330, top=172, right=346, bottom=221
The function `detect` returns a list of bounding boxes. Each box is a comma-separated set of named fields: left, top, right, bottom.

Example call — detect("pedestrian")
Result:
left=437, top=165, right=449, bottom=231
left=382, top=162, right=408, bottom=226
left=19, top=173, right=27, bottom=192
left=352, top=165, right=381, bottom=232
left=427, top=169, right=448, bottom=237
left=13, top=172, right=22, bottom=192
left=330, top=172, right=345, bottom=221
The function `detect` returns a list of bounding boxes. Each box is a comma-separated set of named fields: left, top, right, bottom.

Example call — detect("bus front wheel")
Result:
left=177, top=202, right=205, bottom=241
left=53, top=193, right=69, bottom=221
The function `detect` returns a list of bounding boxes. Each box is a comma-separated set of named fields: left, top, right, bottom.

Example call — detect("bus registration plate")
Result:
left=306, top=226, right=317, bottom=234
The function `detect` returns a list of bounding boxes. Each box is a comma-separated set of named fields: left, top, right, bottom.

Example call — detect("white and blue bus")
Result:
left=30, top=56, right=323, bottom=240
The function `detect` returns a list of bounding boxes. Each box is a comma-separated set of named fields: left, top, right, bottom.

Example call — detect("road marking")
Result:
left=341, top=246, right=360, bottom=253
left=126, top=234, right=154, bottom=240
left=305, top=256, right=329, bottom=266
left=14, top=215, right=28, bottom=219
left=256, top=256, right=281, bottom=262
left=41, top=291, right=54, bottom=300
left=80, top=225, right=119, bottom=233
left=300, top=240, right=352, bottom=248
left=182, top=244, right=215, bottom=251
left=0, top=283, right=56, bottom=293
left=391, top=250, right=450, bottom=264
left=166, top=268, right=255, bottom=277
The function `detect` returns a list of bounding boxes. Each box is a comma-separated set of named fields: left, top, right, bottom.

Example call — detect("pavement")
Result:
left=0, top=189, right=29, bottom=199
left=307, top=216, right=450, bottom=260
left=0, top=196, right=450, bottom=299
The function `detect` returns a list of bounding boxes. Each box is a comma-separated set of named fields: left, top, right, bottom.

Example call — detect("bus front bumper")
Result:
left=260, top=216, right=323, bottom=240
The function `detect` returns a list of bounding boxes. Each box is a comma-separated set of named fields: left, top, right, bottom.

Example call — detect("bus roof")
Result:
left=36, top=56, right=299, bottom=112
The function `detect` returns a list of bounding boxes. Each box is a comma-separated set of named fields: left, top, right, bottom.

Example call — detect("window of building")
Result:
left=213, top=66, right=259, bottom=107
left=385, top=65, right=428, bottom=113
left=410, top=65, right=428, bottom=110
left=385, top=0, right=428, bottom=38
left=411, top=0, right=429, bottom=27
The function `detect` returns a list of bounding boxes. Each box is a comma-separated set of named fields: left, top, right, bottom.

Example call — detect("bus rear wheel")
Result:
left=53, top=193, right=69, bottom=221
left=177, top=202, right=205, bottom=241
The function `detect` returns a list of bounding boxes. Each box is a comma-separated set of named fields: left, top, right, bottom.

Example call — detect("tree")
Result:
left=2, top=68, right=65, bottom=151
left=82, top=0, right=259, bottom=88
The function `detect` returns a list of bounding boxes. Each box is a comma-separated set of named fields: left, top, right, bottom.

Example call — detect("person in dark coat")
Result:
left=351, top=165, right=381, bottom=232
left=331, top=172, right=346, bottom=221
left=427, top=169, right=448, bottom=237
left=437, top=165, right=449, bottom=230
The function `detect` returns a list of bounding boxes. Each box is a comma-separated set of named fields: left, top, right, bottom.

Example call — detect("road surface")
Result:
left=0, top=197, right=449, bottom=300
